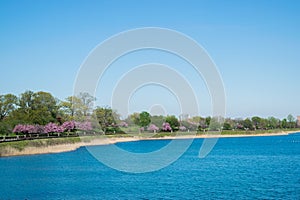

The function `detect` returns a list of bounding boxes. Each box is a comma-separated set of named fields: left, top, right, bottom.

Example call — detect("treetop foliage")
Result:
left=0, top=90, right=299, bottom=135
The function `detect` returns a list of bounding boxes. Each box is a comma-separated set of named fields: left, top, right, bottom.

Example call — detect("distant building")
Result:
left=297, top=116, right=300, bottom=127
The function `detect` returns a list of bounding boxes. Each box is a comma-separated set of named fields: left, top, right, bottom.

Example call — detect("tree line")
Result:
left=0, top=90, right=299, bottom=135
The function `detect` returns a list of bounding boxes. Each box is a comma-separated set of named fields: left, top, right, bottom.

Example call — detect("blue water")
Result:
left=1, top=133, right=300, bottom=199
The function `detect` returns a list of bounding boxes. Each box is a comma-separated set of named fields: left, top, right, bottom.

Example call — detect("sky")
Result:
left=0, top=0, right=299, bottom=119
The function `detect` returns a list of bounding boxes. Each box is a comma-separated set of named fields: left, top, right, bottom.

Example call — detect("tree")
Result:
left=223, top=122, right=232, bottom=130
left=162, top=122, right=172, bottom=132
left=75, top=121, right=93, bottom=131
left=60, top=96, right=83, bottom=119
left=243, top=118, right=253, bottom=130
left=281, top=118, right=288, bottom=129
left=267, top=117, right=279, bottom=129
left=165, top=115, right=179, bottom=131
left=205, top=116, right=211, bottom=128
left=208, top=117, right=222, bottom=131
left=9, top=91, right=59, bottom=125
left=31, top=91, right=58, bottom=125
left=78, top=92, right=96, bottom=116
left=129, top=112, right=140, bottom=126
left=60, top=93, right=95, bottom=120
left=147, top=124, right=159, bottom=133
left=18, top=90, right=35, bottom=118
left=32, top=91, right=58, bottom=118
left=287, top=114, right=296, bottom=128
left=150, top=115, right=165, bottom=127
left=180, top=120, right=197, bottom=131
left=0, top=121, right=12, bottom=135
left=139, top=111, right=151, bottom=128
left=61, top=121, right=76, bottom=132
left=94, top=107, right=117, bottom=134
left=259, top=118, right=268, bottom=130
left=251, top=116, right=262, bottom=130
left=179, top=125, right=187, bottom=131
left=0, top=94, right=18, bottom=121
left=189, top=116, right=203, bottom=124
left=187, top=116, right=205, bottom=130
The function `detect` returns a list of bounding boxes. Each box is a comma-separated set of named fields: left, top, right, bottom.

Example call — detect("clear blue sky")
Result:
left=0, top=0, right=299, bottom=119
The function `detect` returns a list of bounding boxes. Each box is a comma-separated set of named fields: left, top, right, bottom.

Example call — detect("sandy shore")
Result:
left=1, top=131, right=298, bottom=157
left=0, top=137, right=141, bottom=157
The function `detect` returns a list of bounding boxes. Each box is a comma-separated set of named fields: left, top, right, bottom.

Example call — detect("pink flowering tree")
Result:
left=75, top=121, right=93, bottom=131
left=34, top=125, right=45, bottom=134
left=13, top=124, right=25, bottom=134
left=179, top=125, right=187, bottom=132
left=44, top=122, right=64, bottom=134
left=13, top=124, right=45, bottom=135
left=139, top=127, right=144, bottom=133
left=61, top=121, right=76, bottom=132
left=162, top=122, right=172, bottom=132
left=118, top=121, right=128, bottom=128
left=147, top=124, right=159, bottom=133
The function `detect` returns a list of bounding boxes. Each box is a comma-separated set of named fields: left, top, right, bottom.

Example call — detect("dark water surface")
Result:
left=1, top=133, right=300, bottom=199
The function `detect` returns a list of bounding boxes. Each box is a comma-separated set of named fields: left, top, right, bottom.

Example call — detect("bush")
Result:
left=162, top=122, right=172, bottom=132
left=105, top=126, right=125, bottom=134
left=147, top=124, right=159, bottom=132
left=0, top=122, right=12, bottom=135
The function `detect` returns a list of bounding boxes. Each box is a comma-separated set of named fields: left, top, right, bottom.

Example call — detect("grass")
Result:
left=152, top=128, right=300, bottom=137
left=152, top=131, right=198, bottom=138
left=216, top=128, right=300, bottom=135
left=0, top=133, right=17, bottom=137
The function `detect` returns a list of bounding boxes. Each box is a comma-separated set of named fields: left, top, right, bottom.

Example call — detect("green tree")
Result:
left=13, top=90, right=36, bottom=123
left=223, top=122, right=232, bottom=130
left=94, top=107, right=117, bottom=134
left=243, top=118, right=253, bottom=130
left=208, top=117, right=222, bottom=131
left=165, top=115, right=179, bottom=131
left=205, top=116, right=211, bottom=128
left=190, top=116, right=203, bottom=124
left=18, top=90, right=34, bottom=115
left=78, top=92, right=96, bottom=116
left=260, top=118, right=268, bottom=130
left=139, top=111, right=151, bottom=128
left=33, top=91, right=58, bottom=117
left=251, top=116, right=262, bottom=130
left=267, top=117, right=279, bottom=129
left=0, top=121, right=11, bottom=135
left=60, top=96, right=84, bottom=120
left=281, top=118, right=288, bottom=128
left=31, top=91, right=58, bottom=124
left=60, top=93, right=95, bottom=121
left=287, top=114, right=296, bottom=128
left=150, top=115, right=165, bottom=127
left=9, top=91, right=59, bottom=125
left=180, top=120, right=198, bottom=131
left=129, top=112, right=140, bottom=126
left=0, top=94, right=18, bottom=121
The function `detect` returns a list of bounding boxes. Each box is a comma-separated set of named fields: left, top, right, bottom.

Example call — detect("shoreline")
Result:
left=1, top=131, right=299, bottom=157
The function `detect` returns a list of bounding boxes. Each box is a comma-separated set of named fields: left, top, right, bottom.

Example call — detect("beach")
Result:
left=0, top=131, right=298, bottom=157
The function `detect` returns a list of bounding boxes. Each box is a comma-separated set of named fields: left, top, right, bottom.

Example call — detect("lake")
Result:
left=1, top=133, right=300, bottom=199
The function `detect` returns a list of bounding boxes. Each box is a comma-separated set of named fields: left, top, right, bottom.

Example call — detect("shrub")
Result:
left=61, top=121, right=76, bottom=132
left=162, top=122, right=172, bottom=132
left=179, top=126, right=187, bottom=132
left=13, top=124, right=38, bottom=134
left=44, top=123, right=63, bottom=133
left=75, top=121, right=92, bottom=131
left=147, top=124, right=159, bottom=132
left=119, top=121, right=128, bottom=127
